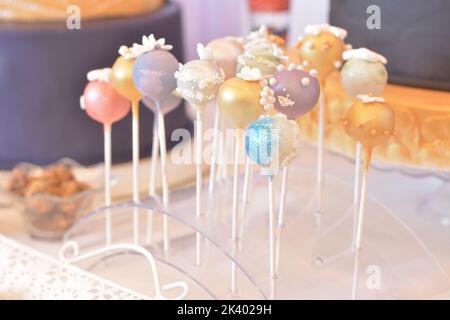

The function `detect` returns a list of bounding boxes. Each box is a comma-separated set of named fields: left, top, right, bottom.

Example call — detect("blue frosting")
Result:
left=245, top=117, right=280, bottom=167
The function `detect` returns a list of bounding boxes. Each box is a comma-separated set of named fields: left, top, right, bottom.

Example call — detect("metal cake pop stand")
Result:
left=60, top=158, right=450, bottom=299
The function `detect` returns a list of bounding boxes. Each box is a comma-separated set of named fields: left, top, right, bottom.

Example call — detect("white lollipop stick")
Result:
left=103, top=124, right=112, bottom=245
left=316, top=89, right=325, bottom=185
left=149, top=116, right=159, bottom=196
left=277, top=166, right=288, bottom=226
left=157, top=110, right=170, bottom=252
left=351, top=245, right=362, bottom=300
left=239, top=156, right=252, bottom=238
left=274, top=166, right=288, bottom=276
left=208, top=106, right=221, bottom=195
left=195, top=108, right=204, bottom=266
left=242, top=156, right=252, bottom=205
left=146, top=116, right=159, bottom=245
left=268, top=175, right=276, bottom=293
left=219, top=115, right=228, bottom=180
left=231, top=129, right=242, bottom=294
left=352, top=150, right=371, bottom=299
left=352, top=142, right=363, bottom=247
left=314, top=88, right=326, bottom=229
left=131, top=101, right=140, bottom=244
left=355, top=161, right=369, bottom=250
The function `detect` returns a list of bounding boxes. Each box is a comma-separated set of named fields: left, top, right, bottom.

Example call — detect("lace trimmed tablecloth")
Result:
left=0, top=234, right=148, bottom=300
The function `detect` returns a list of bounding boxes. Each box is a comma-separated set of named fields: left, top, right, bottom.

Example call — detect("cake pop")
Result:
left=344, top=96, right=395, bottom=151
left=245, top=114, right=300, bottom=298
left=217, top=67, right=265, bottom=293
left=110, top=41, right=144, bottom=244
left=217, top=70, right=265, bottom=129
left=341, top=48, right=388, bottom=97
left=206, top=37, right=244, bottom=195
left=296, top=24, right=347, bottom=81
left=207, top=37, right=244, bottom=79
left=341, top=48, right=388, bottom=244
left=342, top=95, right=395, bottom=299
left=296, top=24, right=348, bottom=217
left=81, top=68, right=130, bottom=245
left=266, top=64, right=321, bottom=120
left=176, top=43, right=225, bottom=266
left=132, top=35, right=179, bottom=251
left=237, top=26, right=287, bottom=78
left=263, top=64, right=320, bottom=229
left=176, top=44, right=225, bottom=110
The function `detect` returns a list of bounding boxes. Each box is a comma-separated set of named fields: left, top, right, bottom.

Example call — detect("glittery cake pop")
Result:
left=245, top=114, right=301, bottom=171
left=341, top=48, right=388, bottom=97
left=175, top=44, right=225, bottom=110
left=296, top=24, right=348, bottom=81
left=237, top=25, right=287, bottom=77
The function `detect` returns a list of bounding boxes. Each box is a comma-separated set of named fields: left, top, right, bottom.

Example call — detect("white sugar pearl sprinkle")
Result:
left=301, top=77, right=310, bottom=86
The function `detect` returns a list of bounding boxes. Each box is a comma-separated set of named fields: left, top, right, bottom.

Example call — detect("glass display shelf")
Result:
left=63, top=163, right=450, bottom=299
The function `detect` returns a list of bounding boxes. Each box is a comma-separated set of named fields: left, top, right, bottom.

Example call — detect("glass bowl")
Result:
left=1, top=159, right=102, bottom=240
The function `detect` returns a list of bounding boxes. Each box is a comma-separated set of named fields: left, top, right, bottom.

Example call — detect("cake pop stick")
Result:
left=342, top=95, right=395, bottom=299
left=341, top=48, right=388, bottom=246
left=218, top=115, right=229, bottom=181
left=206, top=38, right=244, bottom=195
left=217, top=68, right=265, bottom=293
left=148, top=114, right=159, bottom=197
left=146, top=116, right=159, bottom=245
left=245, top=114, right=301, bottom=299
left=264, top=64, right=321, bottom=226
left=240, top=155, right=252, bottom=237
left=131, top=100, right=140, bottom=243
left=352, top=142, right=362, bottom=238
left=132, top=35, right=179, bottom=252
left=176, top=44, right=225, bottom=265
left=111, top=44, right=143, bottom=244
left=208, top=107, right=221, bottom=194
left=277, top=166, right=288, bottom=226
left=296, top=24, right=347, bottom=220
left=142, top=111, right=159, bottom=245
left=81, top=68, right=130, bottom=245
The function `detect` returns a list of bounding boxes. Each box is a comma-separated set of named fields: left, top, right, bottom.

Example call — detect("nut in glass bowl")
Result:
left=1, top=159, right=102, bottom=240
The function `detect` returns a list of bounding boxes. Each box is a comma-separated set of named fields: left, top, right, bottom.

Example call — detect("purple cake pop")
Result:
left=266, top=69, right=320, bottom=120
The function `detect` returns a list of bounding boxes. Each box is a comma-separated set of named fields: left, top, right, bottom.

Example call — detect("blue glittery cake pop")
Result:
left=245, top=114, right=301, bottom=172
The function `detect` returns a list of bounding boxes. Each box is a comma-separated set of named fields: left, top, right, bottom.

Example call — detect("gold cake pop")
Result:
left=296, top=24, right=348, bottom=82
left=111, top=55, right=142, bottom=102
left=217, top=68, right=265, bottom=129
left=343, top=95, right=395, bottom=166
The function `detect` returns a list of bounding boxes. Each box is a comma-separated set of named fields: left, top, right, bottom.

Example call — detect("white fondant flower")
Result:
left=141, top=34, right=173, bottom=52
left=237, top=66, right=264, bottom=81
left=87, top=68, right=111, bottom=82
left=343, top=48, right=387, bottom=64
left=248, top=24, right=269, bottom=41
left=357, top=94, right=385, bottom=103
left=118, top=43, right=144, bottom=60
left=305, top=23, right=348, bottom=40
left=196, top=43, right=214, bottom=60
left=118, top=34, right=172, bottom=60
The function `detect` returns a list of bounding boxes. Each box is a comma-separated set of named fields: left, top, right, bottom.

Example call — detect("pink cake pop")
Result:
left=81, top=68, right=130, bottom=245
left=82, top=68, right=130, bottom=125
